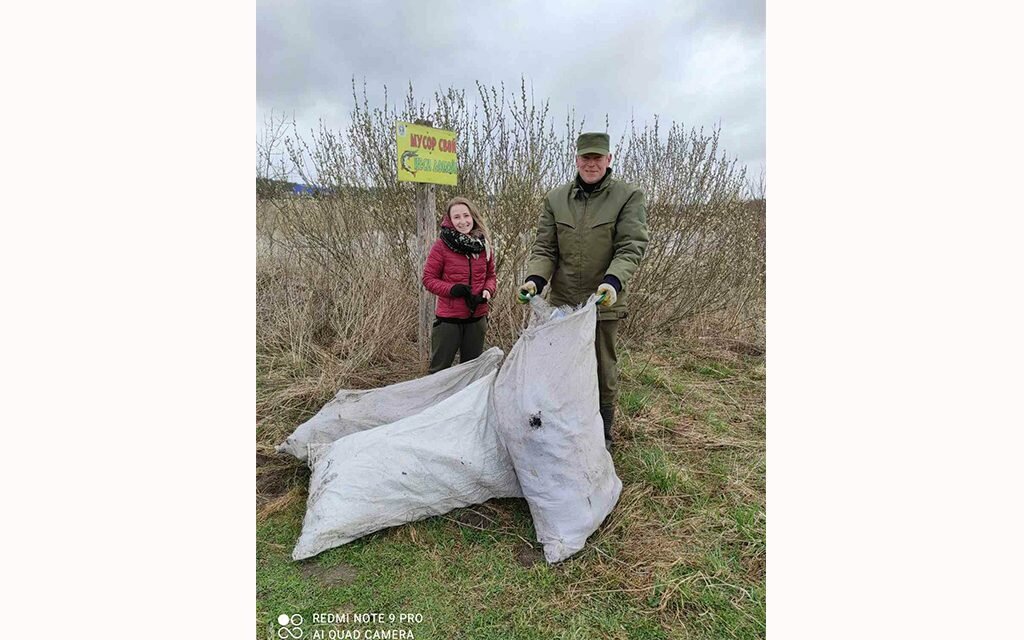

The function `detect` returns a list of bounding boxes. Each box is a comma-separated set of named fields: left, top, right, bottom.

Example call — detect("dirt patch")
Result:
left=700, top=337, right=764, bottom=357
left=514, top=544, right=544, bottom=568
left=451, top=509, right=489, bottom=528
left=299, top=562, right=360, bottom=588
left=730, top=341, right=764, bottom=357
left=743, top=552, right=766, bottom=581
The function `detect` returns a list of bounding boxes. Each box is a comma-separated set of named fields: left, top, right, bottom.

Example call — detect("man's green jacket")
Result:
left=526, top=170, right=649, bottom=320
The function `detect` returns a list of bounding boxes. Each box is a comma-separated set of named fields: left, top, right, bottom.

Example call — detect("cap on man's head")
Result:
left=576, top=132, right=610, bottom=156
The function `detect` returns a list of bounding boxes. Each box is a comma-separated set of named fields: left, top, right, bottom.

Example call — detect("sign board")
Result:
left=396, top=121, right=458, bottom=186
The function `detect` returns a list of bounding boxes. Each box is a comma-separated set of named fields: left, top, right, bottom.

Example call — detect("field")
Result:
left=256, top=336, right=765, bottom=639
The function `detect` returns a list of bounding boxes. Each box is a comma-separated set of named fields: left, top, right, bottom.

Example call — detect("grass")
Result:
left=256, top=337, right=765, bottom=639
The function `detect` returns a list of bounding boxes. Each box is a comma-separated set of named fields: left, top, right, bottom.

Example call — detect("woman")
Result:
left=421, top=196, right=497, bottom=373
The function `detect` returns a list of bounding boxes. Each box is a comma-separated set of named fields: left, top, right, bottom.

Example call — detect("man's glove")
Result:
left=516, top=281, right=537, bottom=304
left=596, top=283, right=617, bottom=306
left=450, top=284, right=471, bottom=298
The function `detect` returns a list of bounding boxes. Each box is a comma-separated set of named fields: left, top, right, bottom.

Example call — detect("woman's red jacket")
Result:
left=421, top=237, right=497, bottom=319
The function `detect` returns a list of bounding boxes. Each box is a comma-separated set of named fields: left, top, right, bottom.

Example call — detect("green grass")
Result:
left=619, top=388, right=652, bottom=418
left=630, top=445, right=684, bottom=494
left=257, top=338, right=765, bottom=639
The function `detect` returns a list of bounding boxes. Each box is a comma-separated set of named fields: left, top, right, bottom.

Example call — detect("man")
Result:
left=518, top=132, right=649, bottom=450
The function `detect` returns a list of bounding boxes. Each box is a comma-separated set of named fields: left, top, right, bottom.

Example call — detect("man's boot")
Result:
left=600, top=405, right=615, bottom=451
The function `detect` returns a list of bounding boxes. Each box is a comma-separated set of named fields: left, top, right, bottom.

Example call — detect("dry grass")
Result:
left=257, top=335, right=765, bottom=638
left=548, top=339, right=766, bottom=634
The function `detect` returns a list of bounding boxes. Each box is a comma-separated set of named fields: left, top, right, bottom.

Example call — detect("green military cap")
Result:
left=576, top=132, right=610, bottom=155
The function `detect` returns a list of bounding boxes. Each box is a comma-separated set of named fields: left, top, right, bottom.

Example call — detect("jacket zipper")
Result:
left=580, top=190, right=588, bottom=293
left=467, top=254, right=473, bottom=317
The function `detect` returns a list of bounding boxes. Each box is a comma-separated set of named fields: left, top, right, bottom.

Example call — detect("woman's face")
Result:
left=449, top=204, right=474, bottom=234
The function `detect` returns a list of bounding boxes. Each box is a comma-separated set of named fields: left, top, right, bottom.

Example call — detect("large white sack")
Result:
left=277, top=347, right=504, bottom=461
left=292, top=371, right=521, bottom=560
left=492, top=295, right=622, bottom=563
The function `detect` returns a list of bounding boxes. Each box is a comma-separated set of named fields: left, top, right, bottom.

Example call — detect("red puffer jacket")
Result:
left=421, top=221, right=497, bottom=320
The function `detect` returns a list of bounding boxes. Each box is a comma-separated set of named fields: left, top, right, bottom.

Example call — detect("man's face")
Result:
left=576, top=153, right=612, bottom=184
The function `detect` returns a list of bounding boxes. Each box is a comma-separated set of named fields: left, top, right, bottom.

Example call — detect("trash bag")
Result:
left=292, top=371, right=521, bottom=560
left=277, top=347, right=504, bottom=461
left=492, top=295, right=622, bottom=563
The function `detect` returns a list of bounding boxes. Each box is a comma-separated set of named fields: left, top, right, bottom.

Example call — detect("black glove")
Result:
left=466, top=294, right=487, bottom=313
left=450, top=284, right=471, bottom=298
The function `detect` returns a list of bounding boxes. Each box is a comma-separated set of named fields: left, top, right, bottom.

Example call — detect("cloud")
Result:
left=257, top=0, right=764, bottom=178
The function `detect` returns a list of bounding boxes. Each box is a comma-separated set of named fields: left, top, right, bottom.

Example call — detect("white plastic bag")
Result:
left=492, top=295, right=622, bottom=563
left=277, top=347, right=504, bottom=461
left=292, top=372, right=522, bottom=560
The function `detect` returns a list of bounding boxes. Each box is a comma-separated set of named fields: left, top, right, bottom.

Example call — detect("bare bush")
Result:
left=615, top=119, right=764, bottom=339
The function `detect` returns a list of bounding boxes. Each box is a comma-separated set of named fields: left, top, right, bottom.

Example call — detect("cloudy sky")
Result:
left=257, top=0, right=764, bottom=182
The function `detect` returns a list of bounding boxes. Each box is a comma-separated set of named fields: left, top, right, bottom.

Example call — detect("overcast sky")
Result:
left=257, top=0, right=764, bottom=184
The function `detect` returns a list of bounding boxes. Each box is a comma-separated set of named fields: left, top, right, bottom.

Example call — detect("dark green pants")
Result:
left=429, top=317, right=488, bottom=374
left=596, top=319, right=619, bottom=411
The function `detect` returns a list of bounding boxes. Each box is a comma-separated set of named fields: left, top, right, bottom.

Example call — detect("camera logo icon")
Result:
left=276, top=614, right=303, bottom=639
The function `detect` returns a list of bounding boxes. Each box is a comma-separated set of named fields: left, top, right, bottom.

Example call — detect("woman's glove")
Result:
left=450, top=284, right=471, bottom=298
left=467, top=293, right=488, bottom=312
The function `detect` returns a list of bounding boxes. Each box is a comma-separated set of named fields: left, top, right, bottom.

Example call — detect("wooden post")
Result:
left=414, top=119, right=437, bottom=370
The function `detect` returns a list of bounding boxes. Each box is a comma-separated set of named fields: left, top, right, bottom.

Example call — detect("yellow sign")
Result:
left=396, top=122, right=458, bottom=186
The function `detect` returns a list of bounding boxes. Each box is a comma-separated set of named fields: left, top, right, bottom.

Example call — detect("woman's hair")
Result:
left=445, top=196, right=494, bottom=261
